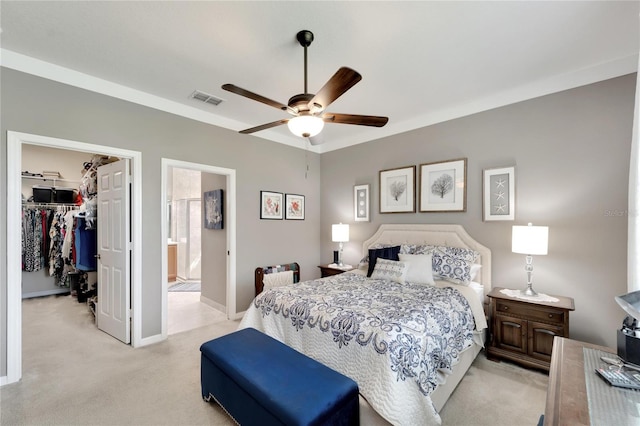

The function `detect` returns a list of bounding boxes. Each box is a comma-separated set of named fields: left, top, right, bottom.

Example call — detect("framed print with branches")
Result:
left=204, top=189, right=224, bottom=229
left=285, top=193, right=305, bottom=220
left=483, top=166, right=515, bottom=221
left=379, top=166, right=416, bottom=213
left=354, top=184, right=370, bottom=222
left=260, top=191, right=283, bottom=220
left=419, top=158, right=467, bottom=212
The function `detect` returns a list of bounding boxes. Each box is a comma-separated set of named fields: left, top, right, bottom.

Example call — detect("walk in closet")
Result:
left=21, top=144, right=119, bottom=317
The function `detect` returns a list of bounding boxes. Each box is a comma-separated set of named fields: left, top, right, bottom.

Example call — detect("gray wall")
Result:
left=320, top=74, right=636, bottom=349
left=0, top=68, right=321, bottom=376
left=201, top=173, right=227, bottom=307
left=1, top=67, right=635, bottom=379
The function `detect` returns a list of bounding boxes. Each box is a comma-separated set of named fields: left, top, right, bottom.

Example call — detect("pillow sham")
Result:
left=367, top=245, right=401, bottom=277
left=370, top=258, right=408, bottom=284
left=432, top=252, right=475, bottom=285
left=398, top=253, right=435, bottom=285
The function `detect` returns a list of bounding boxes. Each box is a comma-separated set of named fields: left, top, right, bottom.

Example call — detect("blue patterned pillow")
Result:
left=432, top=246, right=479, bottom=285
left=367, top=245, right=401, bottom=277
left=370, top=258, right=408, bottom=284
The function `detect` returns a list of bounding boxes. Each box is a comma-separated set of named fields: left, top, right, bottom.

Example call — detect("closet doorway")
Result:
left=5, top=131, right=143, bottom=386
left=160, top=159, right=236, bottom=338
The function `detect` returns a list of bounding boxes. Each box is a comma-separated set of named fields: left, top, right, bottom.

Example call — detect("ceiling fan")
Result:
left=222, top=30, right=388, bottom=140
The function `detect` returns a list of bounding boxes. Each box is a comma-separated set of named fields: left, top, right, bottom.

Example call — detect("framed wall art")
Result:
left=285, top=193, right=305, bottom=220
left=260, top=191, right=283, bottom=220
left=379, top=165, right=416, bottom=213
left=483, top=166, right=515, bottom=221
left=354, top=184, right=370, bottom=222
left=204, top=189, right=223, bottom=229
left=419, top=158, right=467, bottom=212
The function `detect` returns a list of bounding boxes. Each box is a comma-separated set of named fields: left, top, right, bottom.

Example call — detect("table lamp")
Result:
left=332, top=223, right=349, bottom=267
left=512, top=223, right=548, bottom=296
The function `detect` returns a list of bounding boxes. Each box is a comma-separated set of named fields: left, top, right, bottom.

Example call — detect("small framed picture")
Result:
left=354, top=184, right=370, bottom=222
left=204, top=189, right=223, bottom=229
left=260, top=191, right=283, bottom=220
left=483, top=166, right=515, bottom=221
left=285, top=193, right=305, bottom=220
left=419, top=158, right=467, bottom=212
left=379, top=165, right=416, bottom=213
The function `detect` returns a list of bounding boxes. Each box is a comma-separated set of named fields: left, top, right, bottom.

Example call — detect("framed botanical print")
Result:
left=483, top=166, right=515, bottom=221
left=419, top=158, right=467, bottom=212
left=260, top=191, right=283, bottom=220
left=285, top=193, right=305, bottom=220
left=354, top=184, right=370, bottom=222
left=203, top=189, right=223, bottom=229
left=379, top=165, right=416, bottom=213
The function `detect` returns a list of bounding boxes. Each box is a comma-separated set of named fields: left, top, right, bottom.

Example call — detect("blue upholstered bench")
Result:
left=200, top=327, right=359, bottom=426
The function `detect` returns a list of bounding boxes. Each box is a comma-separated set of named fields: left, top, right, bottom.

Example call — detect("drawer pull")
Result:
left=503, top=306, right=509, bottom=311
left=549, top=314, right=554, bottom=318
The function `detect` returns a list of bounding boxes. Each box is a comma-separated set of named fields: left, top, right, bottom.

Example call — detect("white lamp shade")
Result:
left=332, top=223, right=349, bottom=243
left=287, top=115, right=324, bottom=138
left=512, top=223, right=548, bottom=255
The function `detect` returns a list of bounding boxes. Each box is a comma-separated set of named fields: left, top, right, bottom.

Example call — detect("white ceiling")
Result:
left=1, top=1, right=638, bottom=153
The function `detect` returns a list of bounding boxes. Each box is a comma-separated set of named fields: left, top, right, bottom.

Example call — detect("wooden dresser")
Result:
left=544, top=337, right=615, bottom=426
left=487, top=287, right=575, bottom=371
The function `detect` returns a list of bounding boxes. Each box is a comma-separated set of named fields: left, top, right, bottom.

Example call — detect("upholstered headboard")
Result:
left=362, top=224, right=491, bottom=289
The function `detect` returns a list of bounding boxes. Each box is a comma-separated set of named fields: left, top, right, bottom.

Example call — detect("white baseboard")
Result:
left=22, top=288, right=70, bottom=299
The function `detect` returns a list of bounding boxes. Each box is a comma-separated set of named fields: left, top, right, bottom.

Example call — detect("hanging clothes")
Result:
left=74, top=214, right=97, bottom=271
left=21, top=208, right=43, bottom=272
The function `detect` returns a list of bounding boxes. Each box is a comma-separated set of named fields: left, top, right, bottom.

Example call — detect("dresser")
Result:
left=487, top=287, right=575, bottom=371
left=544, top=337, right=615, bottom=425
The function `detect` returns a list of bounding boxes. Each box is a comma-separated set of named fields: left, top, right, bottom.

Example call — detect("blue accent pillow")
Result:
left=367, top=245, right=401, bottom=277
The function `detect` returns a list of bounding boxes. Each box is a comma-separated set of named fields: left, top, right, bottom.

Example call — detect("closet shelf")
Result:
left=22, top=175, right=80, bottom=185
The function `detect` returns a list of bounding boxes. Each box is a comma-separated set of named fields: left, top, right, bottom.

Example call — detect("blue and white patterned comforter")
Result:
left=239, top=272, right=485, bottom=426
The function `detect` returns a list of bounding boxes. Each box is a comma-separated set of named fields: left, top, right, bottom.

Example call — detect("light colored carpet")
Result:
left=1, top=295, right=548, bottom=425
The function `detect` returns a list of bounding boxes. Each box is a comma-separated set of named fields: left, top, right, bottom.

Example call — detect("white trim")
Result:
left=0, top=49, right=313, bottom=153
left=5, top=131, right=143, bottom=386
left=3, top=48, right=635, bottom=155
left=200, top=294, right=225, bottom=314
left=160, top=158, right=237, bottom=340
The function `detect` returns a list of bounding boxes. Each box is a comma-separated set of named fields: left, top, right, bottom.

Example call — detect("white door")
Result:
left=97, top=159, right=131, bottom=343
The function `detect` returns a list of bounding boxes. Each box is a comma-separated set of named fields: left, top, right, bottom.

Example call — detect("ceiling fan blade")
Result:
left=222, top=84, right=288, bottom=111
left=239, top=119, right=289, bottom=134
left=322, top=113, right=389, bottom=127
left=308, top=67, right=362, bottom=111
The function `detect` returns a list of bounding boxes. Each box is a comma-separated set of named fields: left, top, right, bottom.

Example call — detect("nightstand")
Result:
left=318, top=264, right=351, bottom=278
left=487, top=287, right=575, bottom=372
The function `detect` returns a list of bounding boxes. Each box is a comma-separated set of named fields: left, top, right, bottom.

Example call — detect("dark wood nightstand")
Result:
left=487, top=287, right=575, bottom=372
left=318, top=264, right=351, bottom=278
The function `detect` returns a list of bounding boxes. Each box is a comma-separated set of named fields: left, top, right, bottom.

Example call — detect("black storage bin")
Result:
left=54, top=187, right=75, bottom=204
left=32, top=185, right=53, bottom=203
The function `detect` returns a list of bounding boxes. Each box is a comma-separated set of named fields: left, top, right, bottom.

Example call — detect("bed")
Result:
left=239, top=224, right=491, bottom=425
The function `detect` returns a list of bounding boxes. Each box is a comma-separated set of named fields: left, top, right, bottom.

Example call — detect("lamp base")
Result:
left=521, top=285, right=538, bottom=297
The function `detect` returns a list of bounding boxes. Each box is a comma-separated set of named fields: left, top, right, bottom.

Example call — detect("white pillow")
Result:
left=398, top=253, right=435, bottom=285
left=470, top=264, right=482, bottom=281
left=370, top=258, right=408, bottom=284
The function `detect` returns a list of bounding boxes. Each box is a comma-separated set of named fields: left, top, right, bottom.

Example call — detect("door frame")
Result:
left=5, top=131, right=143, bottom=385
left=160, top=158, right=237, bottom=339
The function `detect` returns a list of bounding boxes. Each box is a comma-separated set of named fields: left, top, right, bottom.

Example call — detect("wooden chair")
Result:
left=254, top=262, right=300, bottom=296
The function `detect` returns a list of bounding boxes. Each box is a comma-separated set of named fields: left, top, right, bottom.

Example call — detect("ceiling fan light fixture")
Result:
left=287, top=115, right=324, bottom=138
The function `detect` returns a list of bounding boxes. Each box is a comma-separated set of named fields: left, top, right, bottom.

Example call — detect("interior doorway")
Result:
left=5, top=131, right=143, bottom=386
left=160, top=158, right=237, bottom=339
